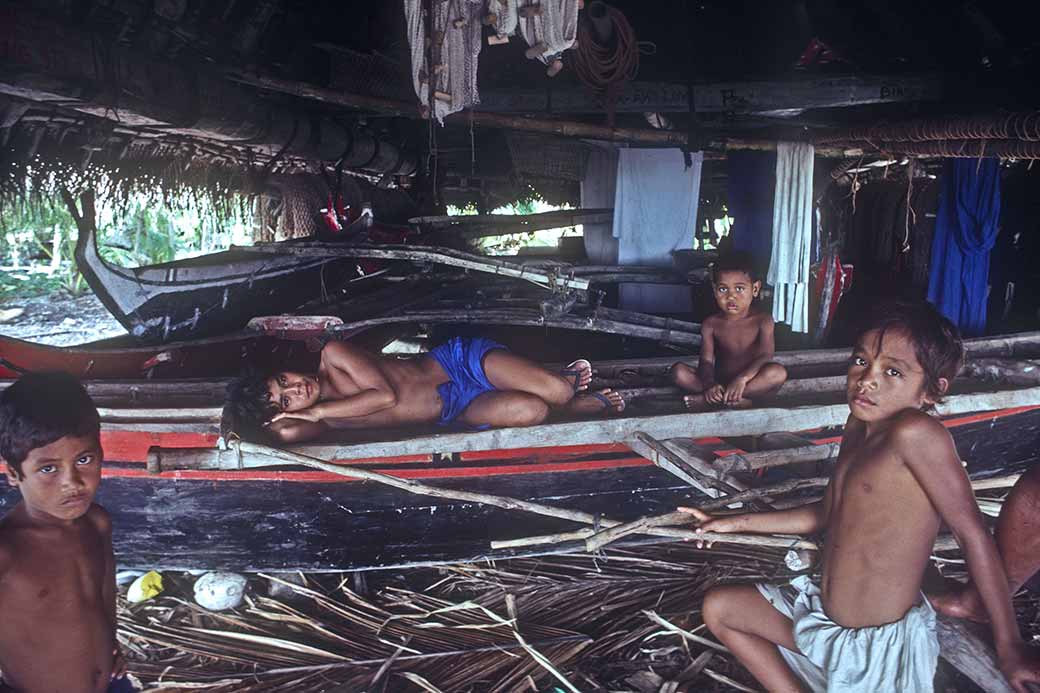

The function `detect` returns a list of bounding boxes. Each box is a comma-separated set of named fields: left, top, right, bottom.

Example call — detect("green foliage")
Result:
left=0, top=271, right=65, bottom=299
left=1, top=173, right=255, bottom=300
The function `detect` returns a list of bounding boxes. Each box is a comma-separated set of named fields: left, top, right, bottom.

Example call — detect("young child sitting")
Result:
left=682, top=301, right=1040, bottom=692
left=0, top=372, right=131, bottom=693
left=226, top=336, right=625, bottom=443
left=671, top=251, right=787, bottom=411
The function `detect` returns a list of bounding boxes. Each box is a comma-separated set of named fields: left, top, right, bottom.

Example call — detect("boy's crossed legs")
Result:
left=671, top=362, right=787, bottom=411
left=458, top=350, right=623, bottom=428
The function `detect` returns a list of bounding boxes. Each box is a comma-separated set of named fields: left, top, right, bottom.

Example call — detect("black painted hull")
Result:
left=2, top=406, right=1035, bottom=572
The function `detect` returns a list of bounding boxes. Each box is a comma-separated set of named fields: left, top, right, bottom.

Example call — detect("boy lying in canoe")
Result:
left=226, top=336, right=625, bottom=443
left=685, top=300, right=1040, bottom=692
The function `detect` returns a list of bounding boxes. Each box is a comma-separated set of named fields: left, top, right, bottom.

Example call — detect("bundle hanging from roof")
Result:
left=405, top=0, right=485, bottom=124
left=517, top=0, right=579, bottom=69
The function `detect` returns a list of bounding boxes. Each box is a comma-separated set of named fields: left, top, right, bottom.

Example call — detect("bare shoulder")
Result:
left=84, top=503, right=113, bottom=538
left=889, top=409, right=957, bottom=458
left=321, top=340, right=364, bottom=359
left=702, top=314, right=721, bottom=330
left=754, top=311, right=775, bottom=329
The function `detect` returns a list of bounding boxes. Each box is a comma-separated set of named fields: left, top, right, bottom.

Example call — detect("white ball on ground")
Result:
left=194, top=572, right=248, bottom=611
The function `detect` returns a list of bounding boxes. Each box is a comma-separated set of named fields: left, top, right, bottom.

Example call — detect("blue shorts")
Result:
left=428, top=337, right=507, bottom=424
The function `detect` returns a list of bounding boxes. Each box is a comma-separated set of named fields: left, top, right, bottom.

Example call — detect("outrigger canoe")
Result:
left=2, top=333, right=1038, bottom=572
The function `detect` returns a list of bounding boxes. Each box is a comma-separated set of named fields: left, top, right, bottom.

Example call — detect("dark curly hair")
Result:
left=224, top=370, right=278, bottom=441
left=862, top=300, right=964, bottom=408
left=711, top=250, right=762, bottom=284
left=0, top=371, right=100, bottom=479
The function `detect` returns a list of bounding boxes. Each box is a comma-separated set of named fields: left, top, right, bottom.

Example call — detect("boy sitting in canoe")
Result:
left=0, top=372, right=131, bottom=692
left=670, top=251, right=787, bottom=411
left=682, top=301, right=1040, bottom=692
left=226, top=336, right=625, bottom=443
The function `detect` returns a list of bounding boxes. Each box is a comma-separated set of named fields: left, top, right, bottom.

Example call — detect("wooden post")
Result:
left=936, top=616, right=1014, bottom=693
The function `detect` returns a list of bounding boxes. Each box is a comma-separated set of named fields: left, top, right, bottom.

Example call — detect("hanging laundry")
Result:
left=726, top=150, right=776, bottom=270
left=404, top=0, right=485, bottom=124
left=486, top=0, right=519, bottom=42
left=612, top=148, right=702, bottom=313
left=926, top=158, right=1001, bottom=336
left=767, top=142, right=815, bottom=333
left=517, top=0, right=579, bottom=68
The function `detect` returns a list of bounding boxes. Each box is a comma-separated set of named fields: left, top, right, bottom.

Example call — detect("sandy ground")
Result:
left=0, top=291, right=128, bottom=346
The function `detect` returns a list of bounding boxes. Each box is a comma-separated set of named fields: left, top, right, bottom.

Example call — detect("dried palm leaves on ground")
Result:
left=119, top=491, right=1040, bottom=692
left=119, top=543, right=791, bottom=692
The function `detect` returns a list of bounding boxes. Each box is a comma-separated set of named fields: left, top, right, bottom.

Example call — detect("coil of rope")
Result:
left=569, top=4, right=639, bottom=124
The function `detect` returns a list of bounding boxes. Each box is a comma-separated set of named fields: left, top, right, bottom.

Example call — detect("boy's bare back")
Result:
left=704, top=310, right=773, bottom=383
left=0, top=504, right=115, bottom=692
left=820, top=410, right=951, bottom=627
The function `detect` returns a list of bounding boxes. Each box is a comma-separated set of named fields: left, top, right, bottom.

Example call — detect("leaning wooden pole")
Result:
left=150, top=440, right=815, bottom=552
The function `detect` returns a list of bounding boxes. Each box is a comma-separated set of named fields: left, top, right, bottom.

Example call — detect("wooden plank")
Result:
left=659, top=438, right=748, bottom=495
left=936, top=616, right=1014, bottom=693
left=476, top=74, right=944, bottom=114
left=326, top=308, right=701, bottom=346
left=583, top=332, right=1040, bottom=378
left=626, top=432, right=723, bottom=497
left=97, top=407, right=222, bottom=423
left=716, top=443, right=841, bottom=475
left=151, top=386, right=1040, bottom=472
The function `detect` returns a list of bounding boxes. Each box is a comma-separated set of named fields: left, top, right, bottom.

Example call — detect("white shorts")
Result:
left=756, top=575, right=939, bottom=692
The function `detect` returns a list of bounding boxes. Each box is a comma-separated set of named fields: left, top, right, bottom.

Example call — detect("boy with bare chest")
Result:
left=671, top=252, right=787, bottom=410
left=0, top=372, right=130, bottom=693
left=226, top=336, right=625, bottom=443
left=683, top=301, right=1040, bottom=692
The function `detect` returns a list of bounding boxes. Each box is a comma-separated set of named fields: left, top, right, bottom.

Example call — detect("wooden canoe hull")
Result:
left=0, top=332, right=321, bottom=380
left=2, top=406, right=1036, bottom=572
left=4, top=329, right=1038, bottom=381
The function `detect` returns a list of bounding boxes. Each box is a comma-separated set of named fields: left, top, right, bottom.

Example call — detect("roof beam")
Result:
left=477, top=74, right=945, bottom=115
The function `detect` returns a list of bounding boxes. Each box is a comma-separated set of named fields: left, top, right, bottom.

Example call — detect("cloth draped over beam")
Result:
left=727, top=150, right=777, bottom=271
left=404, top=0, right=484, bottom=124
left=768, top=142, right=815, bottom=333
left=613, top=148, right=702, bottom=313
left=927, top=159, right=1002, bottom=336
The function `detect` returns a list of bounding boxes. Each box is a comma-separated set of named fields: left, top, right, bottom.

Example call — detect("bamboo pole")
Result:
left=492, top=474, right=1021, bottom=551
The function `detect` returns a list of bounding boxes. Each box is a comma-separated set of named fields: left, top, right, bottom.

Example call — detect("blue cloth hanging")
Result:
left=727, top=150, right=776, bottom=270
left=926, top=159, right=1001, bottom=336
